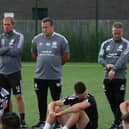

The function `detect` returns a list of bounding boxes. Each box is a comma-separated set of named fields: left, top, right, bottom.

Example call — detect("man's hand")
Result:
left=55, top=112, right=62, bottom=117
left=108, top=70, right=115, bottom=80
left=106, top=64, right=114, bottom=69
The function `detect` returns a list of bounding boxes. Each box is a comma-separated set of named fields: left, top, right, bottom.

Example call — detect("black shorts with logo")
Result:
left=0, top=71, right=22, bottom=95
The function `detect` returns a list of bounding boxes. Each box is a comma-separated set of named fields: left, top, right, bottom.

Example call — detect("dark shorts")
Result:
left=0, top=71, right=22, bottom=95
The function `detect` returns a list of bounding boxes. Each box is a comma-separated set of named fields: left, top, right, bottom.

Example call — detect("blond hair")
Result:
left=3, top=17, right=15, bottom=25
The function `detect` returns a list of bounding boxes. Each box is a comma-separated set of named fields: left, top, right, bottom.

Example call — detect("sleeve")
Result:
left=98, top=42, right=107, bottom=67
left=0, top=47, right=9, bottom=55
left=112, top=41, right=129, bottom=72
left=86, top=95, right=96, bottom=106
left=61, top=36, right=70, bottom=55
left=0, top=35, right=9, bottom=55
left=5, top=33, right=24, bottom=57
left=63, top=96, right=80, bottom=105
left=31, top=37, right=37, bottom=54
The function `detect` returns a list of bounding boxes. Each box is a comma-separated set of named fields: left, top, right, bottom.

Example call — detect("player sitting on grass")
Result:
left=43, top=81, right=98, bottom=129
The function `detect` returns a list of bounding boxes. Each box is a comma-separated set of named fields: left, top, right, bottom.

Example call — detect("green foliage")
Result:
left=61, top=29, right=109, bottom=62
left=22, top=34, right=34, bottom=62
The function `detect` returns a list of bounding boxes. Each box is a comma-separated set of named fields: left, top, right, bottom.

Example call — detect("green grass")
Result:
left=11, top=62, right=129, bottom=129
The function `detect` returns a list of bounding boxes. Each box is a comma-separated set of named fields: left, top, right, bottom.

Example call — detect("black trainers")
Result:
left=32, top=121, right=45, bottom=128
left=20, top=120, right=27, bottom=128
left=53, top=123, right=62, bottom=129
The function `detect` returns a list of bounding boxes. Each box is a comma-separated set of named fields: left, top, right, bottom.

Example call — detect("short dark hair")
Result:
left=122, top=112, right=129, bottom=124
left=74, top=81, right=87, bottom=94
left=41, top=17, right=54, bottom=26
left=112, top=22, right=123, bottom=28
left=0, top=112, right=20, bottom=129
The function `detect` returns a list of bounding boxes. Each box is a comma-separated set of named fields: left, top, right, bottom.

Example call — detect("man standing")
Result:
left=98, top=22, right=129, bottom=129
left=31, top=17, right=70, bottom=128
left=0, top=17, right=26, bottom=128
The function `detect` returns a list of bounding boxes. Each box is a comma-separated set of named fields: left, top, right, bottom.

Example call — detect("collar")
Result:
left=43, top=32, right=55, bottom=38
left=4, top=31, right=14, bottom=37
left=113, top=38, right=122, bottom=43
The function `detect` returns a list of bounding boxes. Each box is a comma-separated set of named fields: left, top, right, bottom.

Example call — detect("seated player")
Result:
left=43, top=81, right=98, bottom=129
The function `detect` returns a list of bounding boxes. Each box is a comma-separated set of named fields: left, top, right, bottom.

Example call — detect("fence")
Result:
left=0, top=20, right=129, bottom=62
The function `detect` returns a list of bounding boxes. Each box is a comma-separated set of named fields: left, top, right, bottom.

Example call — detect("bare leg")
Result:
left=76, top=111, right=89, bottom=129
left=15, top=94, right=25, bottom=113
left=64, top=111, right=89, bottom=129
left=54, top=106, right=69, bottom=125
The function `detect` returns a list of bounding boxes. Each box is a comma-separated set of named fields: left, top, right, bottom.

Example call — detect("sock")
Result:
left=43, top=122, right=51, bottom=129
left=62, top=126, right=69, bottom=129
left=20, top=113, right=25, bottom=121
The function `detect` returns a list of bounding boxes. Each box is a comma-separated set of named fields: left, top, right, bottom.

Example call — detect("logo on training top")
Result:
left=9, top=39, right=15, bottom=46
left=117, top=45, right=123, bottom=51
left=46, top=42, right=50, bottom=46
left=52, top=41, right=57, bottom=48
left=39, top=42, right=42, bottom=46
left=106, top=45, right=110, bottom=51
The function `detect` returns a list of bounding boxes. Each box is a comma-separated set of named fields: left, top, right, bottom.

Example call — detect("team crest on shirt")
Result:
left=9, top=39, right=15, bottom=46
left=52, top=41, right=57, bottom=48
left=106, top=45, right=111, bottom=51
left=117, top=45, right=123, bottom=51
